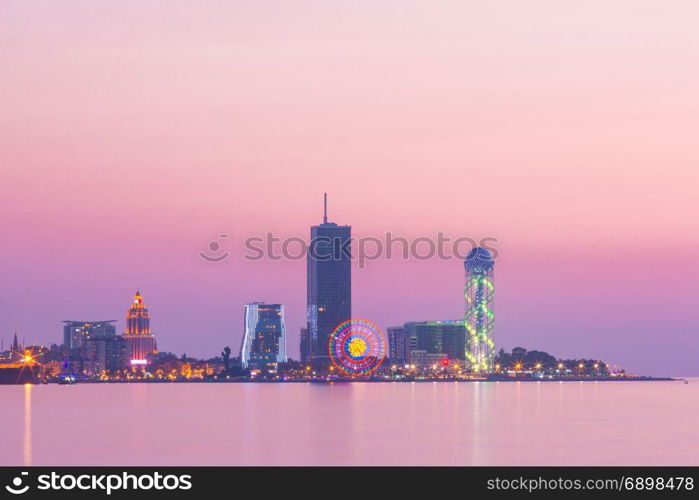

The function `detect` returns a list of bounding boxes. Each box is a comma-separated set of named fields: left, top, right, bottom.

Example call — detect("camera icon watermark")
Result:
left=199, top=234, right=230, bottom=263
left=5, top=472, right=29, bottom=495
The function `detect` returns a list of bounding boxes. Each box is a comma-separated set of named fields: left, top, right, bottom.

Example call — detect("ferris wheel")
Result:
left=328, top=319, right=386, bottom=376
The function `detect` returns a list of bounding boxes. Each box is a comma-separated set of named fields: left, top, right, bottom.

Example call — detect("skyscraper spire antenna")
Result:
left=323, top=192, right=328, bottom=224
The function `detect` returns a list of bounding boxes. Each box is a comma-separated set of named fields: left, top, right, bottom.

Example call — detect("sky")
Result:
left=1, top=1, right=698, bottom=376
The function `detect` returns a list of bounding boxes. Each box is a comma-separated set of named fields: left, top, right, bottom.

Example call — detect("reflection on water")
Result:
left=3, top=380, right=698, bottom=466
left=23, top=384, right=32, bottom=466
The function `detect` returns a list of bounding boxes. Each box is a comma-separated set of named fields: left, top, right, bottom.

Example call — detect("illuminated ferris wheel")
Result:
left=328, top=319, right=386, bottom=376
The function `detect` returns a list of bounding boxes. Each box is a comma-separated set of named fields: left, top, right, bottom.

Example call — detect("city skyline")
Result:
left=0, top=193, right=696, bottom=376
left=2, top=2, right=698, bottom=376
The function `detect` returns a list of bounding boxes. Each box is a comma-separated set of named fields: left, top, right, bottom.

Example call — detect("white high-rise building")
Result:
left=239, top=302, right=287, bottom=371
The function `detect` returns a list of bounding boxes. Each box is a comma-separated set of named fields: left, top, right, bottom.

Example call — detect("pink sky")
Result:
left=1, top=1, right=698, bottom=375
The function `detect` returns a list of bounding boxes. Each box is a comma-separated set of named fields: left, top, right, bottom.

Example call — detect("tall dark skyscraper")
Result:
left=305, top=194, right=351, bottom=364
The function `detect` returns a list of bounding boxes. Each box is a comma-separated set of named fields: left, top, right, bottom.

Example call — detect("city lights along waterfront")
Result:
left=0, top=196, right=675, bottom=385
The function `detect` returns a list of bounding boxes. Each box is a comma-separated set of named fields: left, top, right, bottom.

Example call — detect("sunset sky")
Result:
left=1, top=1, right=697, bottom=375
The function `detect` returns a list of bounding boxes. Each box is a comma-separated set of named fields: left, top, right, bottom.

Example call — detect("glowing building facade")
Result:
left=122, top=291, right=157, bottom=365
left=62, top=321, right=117, bottom=349
left=464, top=247, right=495, bottom=372
left=386, top=326, right=406, bottom=364
left=299, top=327, right=310, bottom=363
left=388, top=321, right=466, bottom=366
left=86, top=335, right=130, bottom=373
left=239, top=302, right=287, bottom=371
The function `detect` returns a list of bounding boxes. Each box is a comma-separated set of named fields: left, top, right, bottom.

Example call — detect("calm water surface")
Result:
left=1, top=380, right=697, bottom=466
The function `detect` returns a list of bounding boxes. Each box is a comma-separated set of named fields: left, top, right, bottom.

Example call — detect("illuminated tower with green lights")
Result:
left=464, top=247, right=495, bottom=372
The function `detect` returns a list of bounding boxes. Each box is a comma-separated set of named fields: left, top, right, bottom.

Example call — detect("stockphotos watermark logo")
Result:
left=199, top=232, right=499, bottom=269
left=3, top=471, right=192, bottom=496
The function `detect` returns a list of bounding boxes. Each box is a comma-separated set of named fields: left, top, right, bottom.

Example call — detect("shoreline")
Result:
left=16, top=376, right=681, bottom=386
